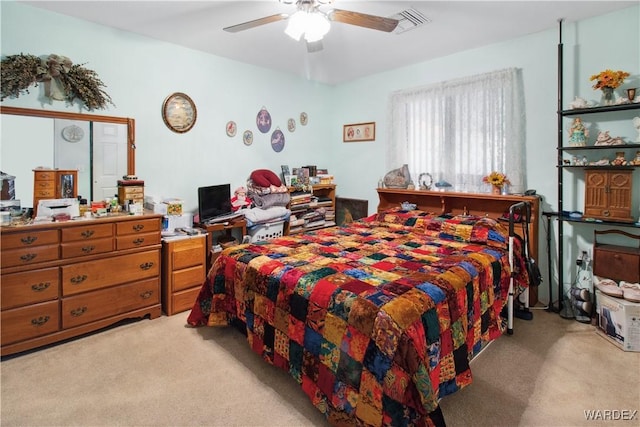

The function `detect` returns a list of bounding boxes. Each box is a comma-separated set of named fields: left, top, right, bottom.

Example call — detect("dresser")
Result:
left=1, top=213, right=162, bottom=356
left=161, top=234, right=206, bottom=315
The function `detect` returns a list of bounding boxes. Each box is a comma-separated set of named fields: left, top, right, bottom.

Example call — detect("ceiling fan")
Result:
left=223, top=0, right=399, bottom=52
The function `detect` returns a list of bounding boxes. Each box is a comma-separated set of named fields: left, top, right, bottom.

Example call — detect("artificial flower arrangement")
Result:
left=482, top=171, right=510, bottom=187
left=590, top=69, right=630, bottom=90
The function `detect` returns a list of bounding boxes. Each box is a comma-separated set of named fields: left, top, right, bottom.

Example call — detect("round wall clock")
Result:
left=62, top=124, right=84, bottom=142
left=162, top=92, right=197, bottom=133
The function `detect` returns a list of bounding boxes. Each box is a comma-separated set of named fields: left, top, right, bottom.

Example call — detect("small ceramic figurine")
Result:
left=569, top=97, right=589, bottom=109
left=594, top=130, right=625, bottom=146
left=631, top=150, right=640, bottom=166
left=633, top=116, right=640, bottom=142
left=611, top=152, right=627, bottom=166
left=568, top=117, right=588, bottom=146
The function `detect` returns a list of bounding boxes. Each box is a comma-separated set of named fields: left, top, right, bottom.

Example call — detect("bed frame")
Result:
left=377, top=188, right=541, bottom=305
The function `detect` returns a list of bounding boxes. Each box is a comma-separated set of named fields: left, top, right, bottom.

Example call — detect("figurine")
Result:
left=594, top=130, right=625, bottom=146
left=383, top=164, right=411, bottom=189
left=569, top=97, right=589, bottom=109
left=631, top=150, right=640, bottom=166
left=568, top=117, right=588, bottom=146
left=611, top=152, right=627, bottom=166
left=633, top=116, right=640, bottom=142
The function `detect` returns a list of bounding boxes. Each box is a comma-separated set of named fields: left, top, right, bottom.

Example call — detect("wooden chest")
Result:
left=593, top=230, right=640, bottom=283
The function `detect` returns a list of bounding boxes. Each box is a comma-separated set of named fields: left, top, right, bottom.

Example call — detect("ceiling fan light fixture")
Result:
left=285, top=10, right=330, bottom=43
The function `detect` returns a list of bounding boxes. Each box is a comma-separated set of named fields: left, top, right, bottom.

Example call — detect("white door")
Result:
left=92, top=122, right=127, bottom=201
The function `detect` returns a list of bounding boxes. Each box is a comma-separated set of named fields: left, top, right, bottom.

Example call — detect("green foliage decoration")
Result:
left=1, top=53, right=114, bottom=111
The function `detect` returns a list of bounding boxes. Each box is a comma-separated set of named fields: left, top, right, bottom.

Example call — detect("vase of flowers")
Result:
left=483, top=171, right=510, bottom=194
left=590, top=69, right=630, bottom=106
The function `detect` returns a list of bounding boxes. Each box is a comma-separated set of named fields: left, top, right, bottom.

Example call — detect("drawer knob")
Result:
left=20, top=253, right=37, bottom=263
left=140, top=290, right=154, bottom=299
left=31, top=316, right=50, bottom=326
left=81, top=230, right=95, bottom=238
left=20, top=236, right=37, bottom=245
left=133, top=224, right=145, bottom=232
left=81, top=245, right=96, bottom=253
left=602, top=210, right=610, bottom=217
left=70, top=274, right=88, bottom=284
left=133, top=238, right=145, bottom=246
left=31, top=282, right=51, bottom=292
left=70, top=307, right=87, bottom=317
left=139, top=261, right=155, bottom=270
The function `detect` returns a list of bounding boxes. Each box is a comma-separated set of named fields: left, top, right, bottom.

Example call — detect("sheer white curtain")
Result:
left=387, top=68, right=526, bottom=194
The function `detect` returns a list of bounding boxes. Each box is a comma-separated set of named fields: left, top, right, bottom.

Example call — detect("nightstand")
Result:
left=161, top=234, right=206, bottom=315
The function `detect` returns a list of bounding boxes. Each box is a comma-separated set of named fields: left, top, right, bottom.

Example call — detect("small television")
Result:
left=197, top=184, right=232, bottom=224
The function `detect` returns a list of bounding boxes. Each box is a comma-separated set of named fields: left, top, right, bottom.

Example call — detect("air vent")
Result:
left=391, top=8, right=431, bottom=34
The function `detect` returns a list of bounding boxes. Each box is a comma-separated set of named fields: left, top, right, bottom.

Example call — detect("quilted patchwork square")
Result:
left=323, top=313, right=347, bottom=345
left=382, top=364, right=411, bottom=403
left=340, top=324, right=370, bottom=361
left=347, top=297, right=378, bottom=336
left=317, top=362, right=336, bottom=398
left=319, top=339, right=340, bottom=371
left=288, top=315, right=305, bottom=345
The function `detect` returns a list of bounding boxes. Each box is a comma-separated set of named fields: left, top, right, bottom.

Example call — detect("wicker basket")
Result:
left=249, top=220, right=285, bottom=242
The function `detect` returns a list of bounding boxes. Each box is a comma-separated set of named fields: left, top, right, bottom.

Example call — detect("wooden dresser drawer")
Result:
left=1, top=244, right=59, bottom=269
left=61, top=249, right=160, bottom=296
left=1, top=267, right=59, bottom=310
left=1, top=300, right=60, bottom=345
left=1, top=229, right=58, bottom=249
left=171, top=287, right=200, bottom=314
left=116, top=218, right=160, bottom=236
left=173, top=265, right=206, bottom=292
left=61, top=237, right=114, bottom=259
left=33, top=170, right=56, bottom=181
left=62, top=278, right=159, bottom=328
left=33, top=180, right=55, bottom=192
left=172, top=239, right=206, bottom=269
left=61, top=223, right=113, bottom=242
left=116, top=231, right=161, bottom=250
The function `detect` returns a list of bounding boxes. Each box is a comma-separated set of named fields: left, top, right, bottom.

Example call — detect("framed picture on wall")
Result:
left=343, top=122, right=375, bottom=142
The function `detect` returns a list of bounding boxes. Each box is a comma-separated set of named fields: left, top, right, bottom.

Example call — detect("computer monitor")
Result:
left=197, top=184, right=232, bottom=223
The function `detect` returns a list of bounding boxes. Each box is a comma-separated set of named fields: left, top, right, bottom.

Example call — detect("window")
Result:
left=387, top=68, right=525, bottom=193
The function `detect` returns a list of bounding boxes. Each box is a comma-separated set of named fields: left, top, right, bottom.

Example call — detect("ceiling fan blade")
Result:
left=223, top=13, right=288, bottom=33
left=328, top=9, right=399, bottom=32
left=306, top=40, right=323, bottom=53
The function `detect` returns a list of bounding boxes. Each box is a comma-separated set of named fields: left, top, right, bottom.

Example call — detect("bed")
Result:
left=187, top=205, right=532, bottom=426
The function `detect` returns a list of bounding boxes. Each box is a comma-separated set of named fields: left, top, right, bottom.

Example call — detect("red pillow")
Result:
left=250, top=169, right=282, bottom=188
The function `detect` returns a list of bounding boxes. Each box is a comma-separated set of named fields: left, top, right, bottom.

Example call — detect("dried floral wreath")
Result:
left=1, top=53, right=114, bottom=110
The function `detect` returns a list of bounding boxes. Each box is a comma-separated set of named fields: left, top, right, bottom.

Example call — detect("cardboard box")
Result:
left=595, top=290, right=640, bottom=352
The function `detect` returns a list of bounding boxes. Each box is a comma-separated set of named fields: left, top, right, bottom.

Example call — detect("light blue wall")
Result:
left=2, top=2, right=639, bottom=301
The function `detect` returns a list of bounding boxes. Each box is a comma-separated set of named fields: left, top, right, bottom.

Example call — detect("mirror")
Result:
left=0, top=106, right=135, bottom=207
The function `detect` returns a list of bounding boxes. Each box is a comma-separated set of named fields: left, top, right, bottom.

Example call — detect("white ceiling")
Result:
left=20, top=0, right=637, bottom=85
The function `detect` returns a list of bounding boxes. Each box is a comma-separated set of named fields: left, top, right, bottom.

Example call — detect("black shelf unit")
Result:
left=555, top=20, right=640, bottom=312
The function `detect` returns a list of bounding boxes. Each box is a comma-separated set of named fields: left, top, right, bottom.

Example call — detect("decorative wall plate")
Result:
left=256, top=107, right=272, bottom=133
left=287, top=118, right=296, bottom=132
left=271, top=128, right=285, bottom=152
left=226, top=121, right=237, bottom=137
left=62, top=124, right=84, bottom=142
left=243, top=130, right=253, bottom=146
left=162, top=92, right=197, bottom=133
left=300, top=112, right=308, bottom=126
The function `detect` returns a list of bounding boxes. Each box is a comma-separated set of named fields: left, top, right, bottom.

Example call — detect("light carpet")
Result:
left=1, top=308, right=638, bottom=426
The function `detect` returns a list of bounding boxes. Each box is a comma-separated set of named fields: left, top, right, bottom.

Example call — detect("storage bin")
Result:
left=249, top=220, right=284, bottom=242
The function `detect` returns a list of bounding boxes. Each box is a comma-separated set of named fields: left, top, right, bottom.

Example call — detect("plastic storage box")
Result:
left=249, top=220, right=284, bottom=242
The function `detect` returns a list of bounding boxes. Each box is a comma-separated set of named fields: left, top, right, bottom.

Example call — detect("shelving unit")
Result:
left=287, top=184, right=336, bottom=235
left=555, top=20, right=640, bottom=312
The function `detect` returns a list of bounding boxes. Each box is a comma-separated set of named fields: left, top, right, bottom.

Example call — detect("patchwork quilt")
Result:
left=188, top=209, right=529, bottom=426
